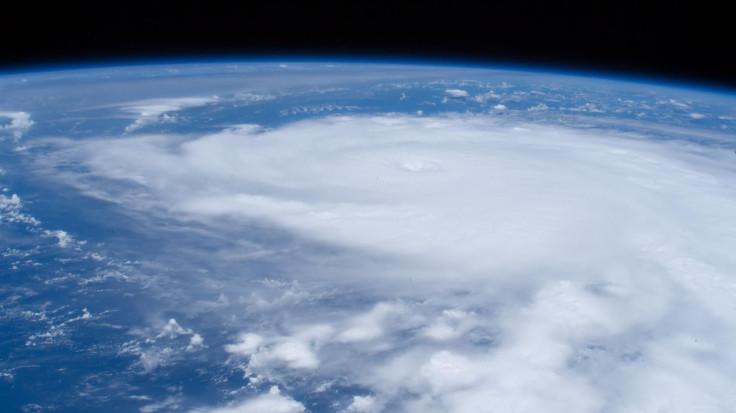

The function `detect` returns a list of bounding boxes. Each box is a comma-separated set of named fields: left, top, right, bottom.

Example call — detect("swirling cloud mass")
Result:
left=43, top=112, right=736, bottom=412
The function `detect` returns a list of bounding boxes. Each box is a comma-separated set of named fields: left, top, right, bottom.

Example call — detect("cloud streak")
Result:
left=121, top=97, right=218, bottom=132
left=195, top=386, right=304, bottom=413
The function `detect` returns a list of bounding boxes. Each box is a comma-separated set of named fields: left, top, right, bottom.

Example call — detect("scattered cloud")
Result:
left=225, top=325, right=334, bottom=373
left=444, top=89, right=469, bottom=98
left=1, top=193, right=40, bottom=226
left=471, top=90, right=501, bottom=103
left=279, top=104, right=360, bottom=117
left=345, top=395, right=377, bottom=412
left=117, top=318, right=206, bottom=374
left=157, top=318, right=193, bottom=339
left=527, top=102, right=549, bottom=111
left=0, top=111, right=33, bottom=140
left=140, top=395, right=184, bottom=413
left=43, top=229, right=84, bottom=249
left=225, top=333, right=264, bottom=356
left=122, top=97, right=218, bottom=132
left=186, top=333, right=205, bottom=351
left=138, top=347, right=174, bottom=373
left=233, top=92, right=277, bottom=103
left=194, top=386, right=304, bottom=413
left=563, top=102, right=605, bottom=113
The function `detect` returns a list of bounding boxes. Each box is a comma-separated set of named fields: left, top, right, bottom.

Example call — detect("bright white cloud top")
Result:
left=444, top=89, right=469, bottom=98
left=46, top=112, right=736, bottom=412
left=0, top=111, right=33, bottom=140
left=2, top=62, right=736, bottom=413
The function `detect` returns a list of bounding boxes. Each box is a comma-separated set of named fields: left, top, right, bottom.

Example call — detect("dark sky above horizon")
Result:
left=3, top=1, right=731, bottom=89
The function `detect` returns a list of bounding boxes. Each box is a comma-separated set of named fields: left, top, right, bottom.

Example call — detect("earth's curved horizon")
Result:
left=2, top=61, right=736, bottom=413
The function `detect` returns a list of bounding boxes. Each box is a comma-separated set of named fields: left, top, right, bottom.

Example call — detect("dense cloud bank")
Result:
left=46, top=114, right=736, bottom=412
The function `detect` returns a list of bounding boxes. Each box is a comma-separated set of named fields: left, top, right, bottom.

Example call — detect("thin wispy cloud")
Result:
left=194, top=386, right=304, bottom=413
left=121, top=97, right=218, bottom=132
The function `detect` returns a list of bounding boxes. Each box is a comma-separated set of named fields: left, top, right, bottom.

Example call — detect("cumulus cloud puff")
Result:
left=225, top=324, right=335, bottom=376
left=1, top=193, right=41, bottom=226
left=345, top=395, right=377, bottom=412
left=0, top=111, right=33, bottom=140
left=47, top=114, right=736, bottom=412
left=158, top=318, right=193, bottom=339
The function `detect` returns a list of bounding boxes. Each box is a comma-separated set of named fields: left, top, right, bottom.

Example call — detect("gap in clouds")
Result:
left=37, top=113, right=736, bottom=412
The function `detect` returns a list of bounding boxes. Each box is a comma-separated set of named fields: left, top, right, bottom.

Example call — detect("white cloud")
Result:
left=444, top=89, right=469, bottom=98
left=1, top=193, right=40, bottom=226
left=45, top=113, right=736, bottom=412
left=43, top=229, right=81, bottom=248
left=225, top=333, right=264, bottom=356
left=225, top=326, right=331, bottom=371
left=68, top=114, right=729, bottom=283
left=314, top=381, right=333, bottom=392
left=345, top=395, right=377, bottom=412
left=67, top=308, right=92, bottom=322
left=264, top=341, right=319, bottom=369
left=472, top=90, right=501, bottom=103
left=186, top=333, right=205, bottom=351
left=196, top=386, right=304, bottom=413
left=527, top=102, right=549, bottom=111
left=0, top=193, right=21, bottom=210
left=420, top=351, right=480, bottom=392
left=138, top=348, right=173, bottom=373
left=233, top=92, right=276, bottom=103
left=423, top=309, right=477, bottom=341
left=122, top=97, right=218, bottom=132
left=564, top=102, right=605, bottom=113
left=157, top=318, right=193, bottom=339
left=0, top=111, right=33, bottom=140
left=140, top=395, right=183, bottom=413
left=338, top=302, right=404, bottom=343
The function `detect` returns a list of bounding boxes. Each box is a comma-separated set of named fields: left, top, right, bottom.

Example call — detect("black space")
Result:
left=2, top=0, right=732, bottom=89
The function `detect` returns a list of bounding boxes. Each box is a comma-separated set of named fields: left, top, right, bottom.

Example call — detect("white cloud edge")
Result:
left=122, top=97, right=218, bottom=132
left=193, top=386, right=304, bottom=413
left=444, top=89, right=469, bottom=98
left=0, top=111, right=33, bottom=140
